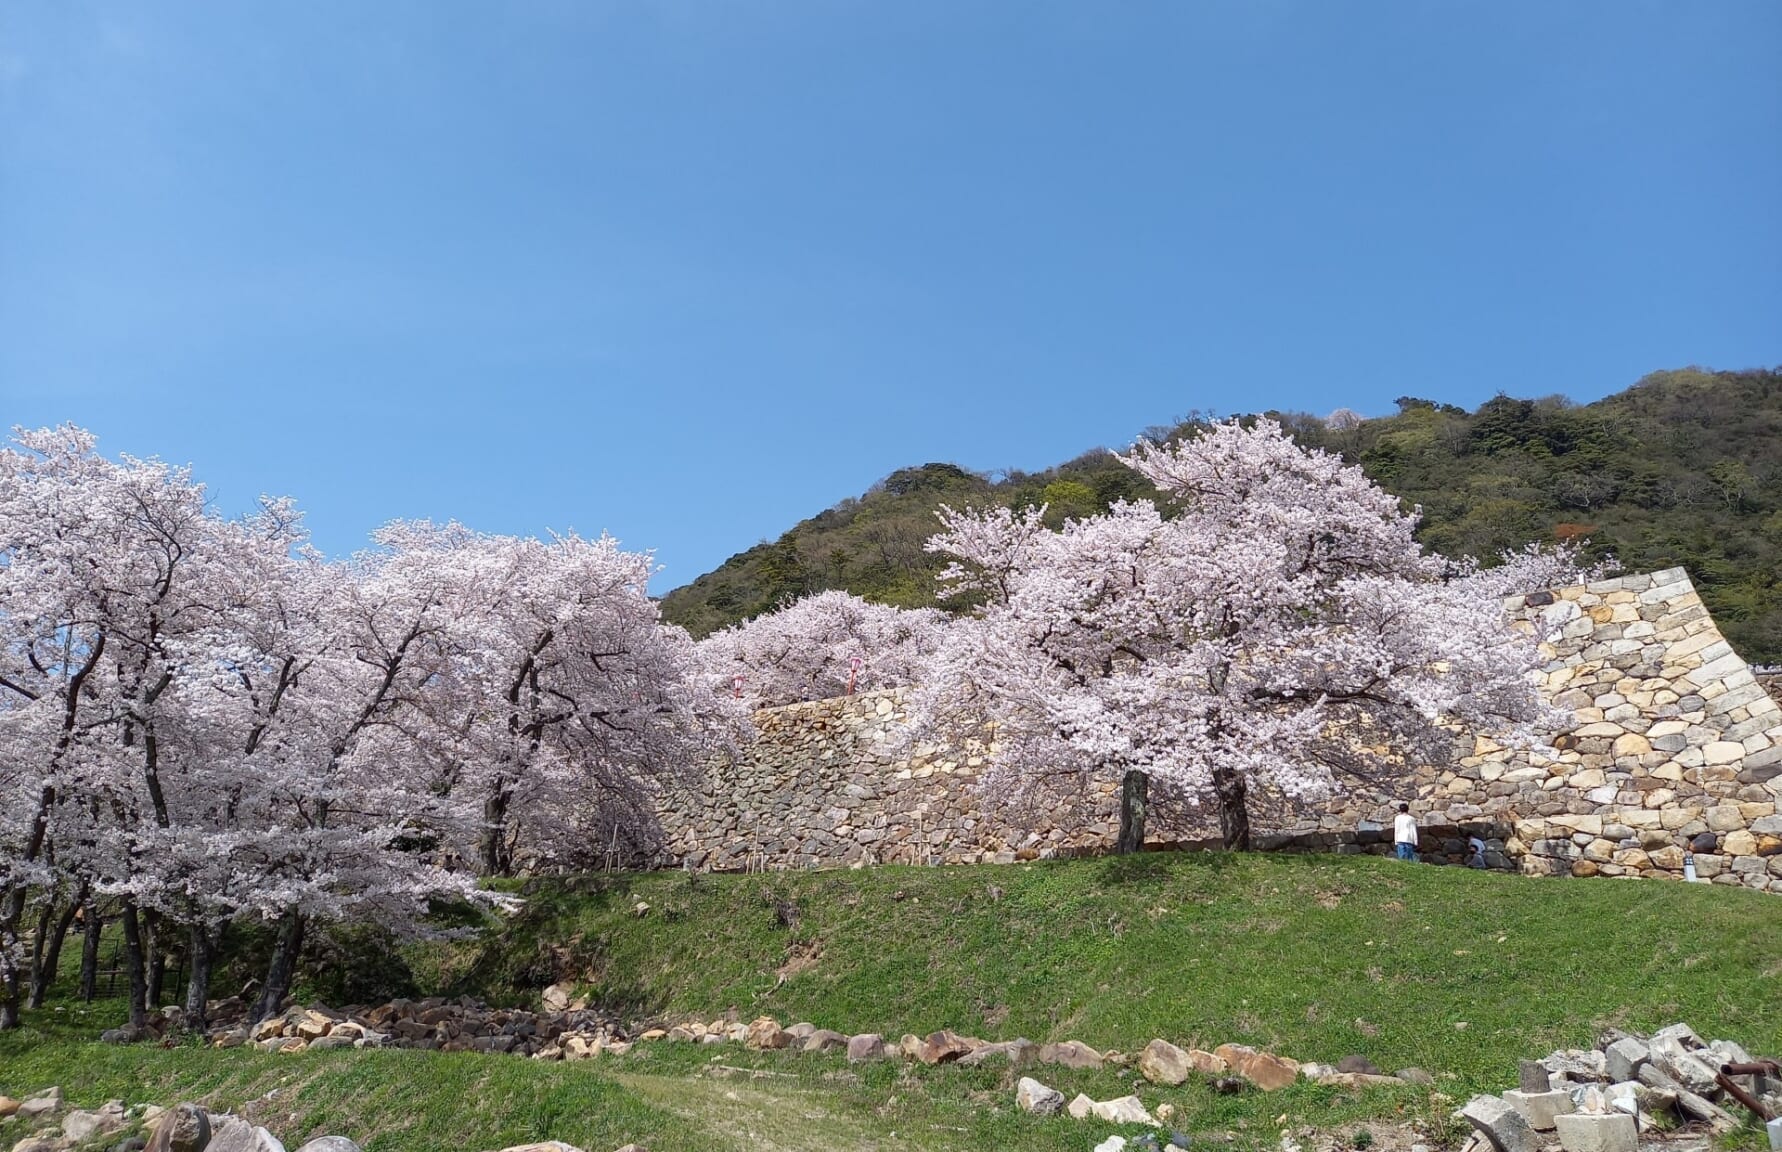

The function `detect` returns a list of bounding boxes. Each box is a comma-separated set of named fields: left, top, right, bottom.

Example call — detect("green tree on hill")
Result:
left=660, top=367, right=1782, bottom=664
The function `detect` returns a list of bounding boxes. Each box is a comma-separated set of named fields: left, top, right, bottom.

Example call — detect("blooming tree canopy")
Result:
left=0, top=426, right=728, bottom=1029
left=697, top=590, right=947, bottom=709
left=910, top=418, right=1595, bottom=851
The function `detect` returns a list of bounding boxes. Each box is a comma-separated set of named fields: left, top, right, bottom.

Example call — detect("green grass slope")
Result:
left=437, top=854, right=1782, bottom=1085
left=6, top=855, right=1781, bottom=1152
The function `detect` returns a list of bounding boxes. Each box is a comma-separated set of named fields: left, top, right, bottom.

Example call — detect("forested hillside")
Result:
left=661, top=368, right=1782, bottom=663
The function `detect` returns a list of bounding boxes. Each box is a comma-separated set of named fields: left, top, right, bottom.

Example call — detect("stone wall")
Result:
left=1429, top=567, right=1782, bottom=889
left=656, top=568, right=1782, bottom=892
left=657, top=690, right=1130, bottom=871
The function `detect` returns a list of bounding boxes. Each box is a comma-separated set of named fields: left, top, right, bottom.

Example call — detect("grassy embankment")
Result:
left=4, top=853, right=1781, bottom=1152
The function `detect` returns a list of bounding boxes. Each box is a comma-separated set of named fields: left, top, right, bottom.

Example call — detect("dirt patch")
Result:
left=775, top=940, right=824, bottom=985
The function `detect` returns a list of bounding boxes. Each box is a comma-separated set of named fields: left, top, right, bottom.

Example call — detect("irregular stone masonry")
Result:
left=655, top=568, right=1782, bottom=892
left=1444, top=568, right=1782, bottom=891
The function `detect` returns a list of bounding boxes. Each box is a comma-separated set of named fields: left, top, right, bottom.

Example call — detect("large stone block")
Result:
left=1505, top=1089, right=1575, bottom=1131
left=1604, top=1037, right=1649, bottom=1083
left=1462, top=1094, right=1540, bottom=1152
left=1554, top=1112, right=1637, bottom=1152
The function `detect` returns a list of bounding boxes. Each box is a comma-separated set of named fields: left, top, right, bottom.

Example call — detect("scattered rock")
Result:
left=0, top=1096, right=19, bottom=1118
left=294, top=1140, right=365, bottom=1152
left=1215, top=1044, right=1299, bottom=1091
left=540, top=983, right=573, bottom=1012
left=958, top=1038, right=1037, bottom=1068
left=1186, top=1048, right=1228, bottom=1075
left=18, top=1087, right=63, bottom=1120
left=1067, top=1093, right=1096, bottom=1120
left=63, top=1101, right=128, bottom=1143
left=206, top=1116, right=289, bottom=1152
left=1015, top=1076, right=1065, bottom=1116
left=1094, top=1138, right=1128, bottom=1152
left=1396, top=1068, right=1435, bottom=1086
left=743, top=1017, right=790, bottom=1050
left=1337, top=1055, right=1381, bottom=1076
left=147, top=1103, right=213, bottom=1152
left=845, top=1033, right=885, bottom=1062
left=801, top=1028, right=848, bottom=1053
left=1139, top=1039, right=1194, bottom=1086
left=1516, top=1059, right=1551, bottom=1093
left=1091, top=1095, right=1158, bottom=1126
left=916, top=1030, right=975, bottom=1065
left=1038, top=1039, right=1103, bottom=1070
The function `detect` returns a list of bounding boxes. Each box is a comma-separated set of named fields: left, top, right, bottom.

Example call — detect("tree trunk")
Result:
left=0, top=924, right=20, bottom=1030
left=79, top=903, right=102, bottom=1002
left=481, top=786, right=513, bottom=877
left=25, top=903, right=53, bottom=1011
left=253, top=910, right=305, bottom=1023
left=119, top=901, right=149, bottom=1030
left=1214, top=767, right=1252, bottom=851
left=145, top=911, right=165, bottom=1007
left=29, top=899, right=80, bottom=1010
left=1116, top=768, right=1150, bottom=855
left=184, top=920, right=225, bottom=1032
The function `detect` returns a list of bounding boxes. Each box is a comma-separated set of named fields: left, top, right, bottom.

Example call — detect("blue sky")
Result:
left=3, top=2, right=1779, bottom=588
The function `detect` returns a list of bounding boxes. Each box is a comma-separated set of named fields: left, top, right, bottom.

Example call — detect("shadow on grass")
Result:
left=1095, top=849, right=1244, bottom=884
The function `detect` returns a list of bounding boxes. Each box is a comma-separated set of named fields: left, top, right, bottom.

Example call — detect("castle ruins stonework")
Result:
left=656, top=568, right=1782, bottom=892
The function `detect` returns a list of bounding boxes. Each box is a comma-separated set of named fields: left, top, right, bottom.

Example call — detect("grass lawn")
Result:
left=5, top=853, right=1781, bottom=1151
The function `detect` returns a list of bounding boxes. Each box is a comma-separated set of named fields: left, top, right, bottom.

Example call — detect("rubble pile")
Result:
left=188, top=993, right=633, bottom=1060
left=1460, top=1024, right=1780, bottom=1152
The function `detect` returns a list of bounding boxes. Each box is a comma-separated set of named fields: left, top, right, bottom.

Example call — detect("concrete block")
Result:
left=1462, top=1094, right=1540, bottom=1152
left=1604, top=1037, right=1649, bottom=1083
left=1505, top=1089, right=1575, bottom=1131
left=1555, top=1112, right=1637, bottom=1152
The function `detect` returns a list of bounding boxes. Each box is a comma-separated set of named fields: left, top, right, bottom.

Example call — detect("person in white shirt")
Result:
left=1393, top=803, right=1419, bottom=862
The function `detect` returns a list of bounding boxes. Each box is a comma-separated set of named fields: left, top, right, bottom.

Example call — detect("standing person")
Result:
left=1393, top=803, right=1419, bottom=862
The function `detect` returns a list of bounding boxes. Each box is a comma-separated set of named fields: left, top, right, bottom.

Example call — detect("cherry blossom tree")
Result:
left=697, top=590, right=948, bottom=709
left=0, top=426, right=735, bottom=1030
left=401, top=524, right=741, bottom=877
left=0, top=425, right=196, bottom=1029
left=912, top=419, right=1593, bottom=852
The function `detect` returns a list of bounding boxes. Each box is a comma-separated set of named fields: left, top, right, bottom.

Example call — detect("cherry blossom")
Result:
left=910, top=419, right=1594, bottom=851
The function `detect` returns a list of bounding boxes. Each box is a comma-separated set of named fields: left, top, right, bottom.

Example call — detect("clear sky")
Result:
left=3, top=2, right=1779, bottom=589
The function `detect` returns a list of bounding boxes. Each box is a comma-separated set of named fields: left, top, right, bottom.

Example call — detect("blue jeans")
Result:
left=1395, top=843, right=1417, bottom=861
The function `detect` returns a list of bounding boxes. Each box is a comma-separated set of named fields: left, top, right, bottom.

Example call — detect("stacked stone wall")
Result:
left=1430, top=568, right=1782, bottom=889
left=656, top=568, right=1782, bottom=892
